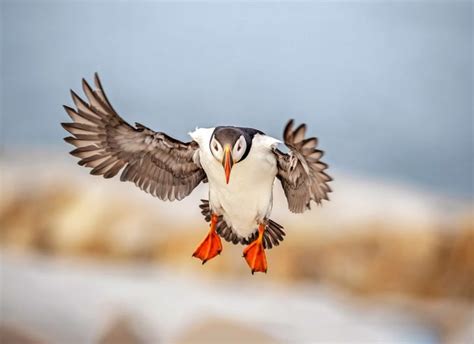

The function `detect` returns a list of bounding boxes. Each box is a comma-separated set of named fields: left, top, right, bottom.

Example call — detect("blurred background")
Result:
left=1, top=1, right=472, bottom=343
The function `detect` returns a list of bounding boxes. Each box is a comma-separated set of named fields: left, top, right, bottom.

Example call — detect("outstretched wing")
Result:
left=274, top=119, right=332, bottom=213
left=61, top=73, right=206, bottom=201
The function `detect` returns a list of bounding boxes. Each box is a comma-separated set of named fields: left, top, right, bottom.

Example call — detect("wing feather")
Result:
left=274, top=119, right=332, bottom=213
left=62, top=73, right=206, bottom=201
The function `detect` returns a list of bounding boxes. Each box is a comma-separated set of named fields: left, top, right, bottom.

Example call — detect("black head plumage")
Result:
left=211, top=126, right=263, bottom=162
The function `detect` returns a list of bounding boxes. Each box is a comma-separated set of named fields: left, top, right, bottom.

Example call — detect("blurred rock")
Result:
left=98, top=315, right=147, bottom=344
left=1, top=157, right=473, bottom=302
left=0, top=325, right=45, bottom=344
left=174, top=318, right=278, bottom=344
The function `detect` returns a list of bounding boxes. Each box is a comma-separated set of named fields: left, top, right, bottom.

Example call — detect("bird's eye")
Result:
left=237, top=145, right=241, bottom=151
left=214, top=144, right=219, bottom=151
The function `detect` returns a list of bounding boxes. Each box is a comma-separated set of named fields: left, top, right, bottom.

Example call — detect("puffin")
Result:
left=61, top=74, right=332, bottom=274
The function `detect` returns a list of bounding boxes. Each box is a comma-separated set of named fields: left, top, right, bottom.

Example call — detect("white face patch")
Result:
left=210, top=136, right=224, bottom=161
left=232, top=135, right=247, bottom=162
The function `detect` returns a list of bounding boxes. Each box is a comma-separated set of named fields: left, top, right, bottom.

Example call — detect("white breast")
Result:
left=189, top=128, right=280, bottom=239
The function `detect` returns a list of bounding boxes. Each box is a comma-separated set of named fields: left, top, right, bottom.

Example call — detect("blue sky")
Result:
left=1, top=1, right=472, bottom=197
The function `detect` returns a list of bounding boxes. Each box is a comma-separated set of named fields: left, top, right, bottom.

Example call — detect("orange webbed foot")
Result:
left=243, top=224, right=267, bottom=274
left=192, top=214, right=222, bottom=264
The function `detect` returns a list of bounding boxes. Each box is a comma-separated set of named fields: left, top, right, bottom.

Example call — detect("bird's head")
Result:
left=210, top=127, right=249, bottom=184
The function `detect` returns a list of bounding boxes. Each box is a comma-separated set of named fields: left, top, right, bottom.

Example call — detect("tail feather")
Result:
left=199, top=199, right=286, bottom=249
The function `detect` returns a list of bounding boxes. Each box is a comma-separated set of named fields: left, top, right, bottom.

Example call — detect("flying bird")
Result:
left=62, top=74, right=332, bottom=274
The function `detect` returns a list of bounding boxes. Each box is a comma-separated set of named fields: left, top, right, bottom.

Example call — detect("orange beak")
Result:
left=222, top=146, right=233, bottom=184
